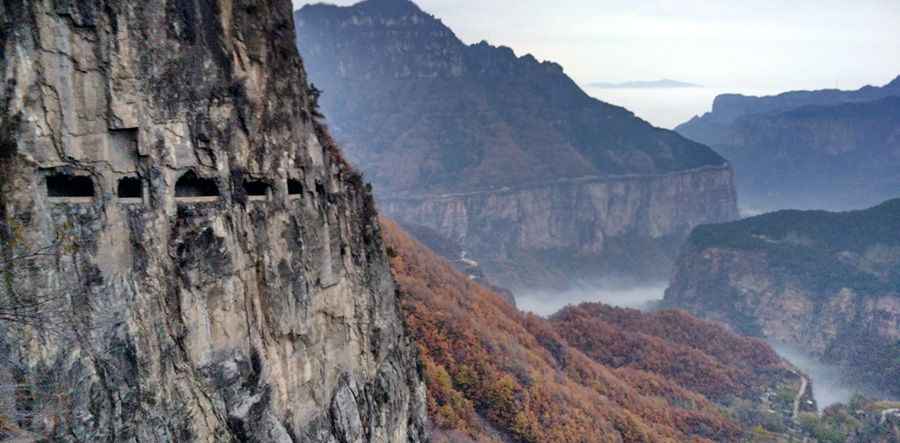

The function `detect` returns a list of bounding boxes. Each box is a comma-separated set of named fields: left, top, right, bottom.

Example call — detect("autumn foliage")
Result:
left=380, top=219, right=803, bottom=442
left=550, top=303, right=787, bottom=401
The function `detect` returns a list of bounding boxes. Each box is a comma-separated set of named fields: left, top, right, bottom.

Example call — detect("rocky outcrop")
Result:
left=664, top=199, right=900, bottom=398
left=676, top=77, right=900, bottom=211
left=0, top=0, right=425, bottom=441
left=294, top=0, right=739, bottom=290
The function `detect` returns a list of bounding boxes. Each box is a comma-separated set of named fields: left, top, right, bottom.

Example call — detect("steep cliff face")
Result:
left=383, top=165, right=738, bottom=289
left=676, top=77, right=900, bottom=211
left=664, top=200, right=900, bottom=398
left=295, top=0, right=739, bottom=290
left=0, top=0, right=425, bottom=441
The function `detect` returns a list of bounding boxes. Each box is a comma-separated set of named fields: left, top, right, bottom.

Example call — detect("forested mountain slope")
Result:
left=382, top=219, right=811, bottom=442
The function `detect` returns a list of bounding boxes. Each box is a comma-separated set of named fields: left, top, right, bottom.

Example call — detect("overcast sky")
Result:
left=293, top=0, right=900, bottom=92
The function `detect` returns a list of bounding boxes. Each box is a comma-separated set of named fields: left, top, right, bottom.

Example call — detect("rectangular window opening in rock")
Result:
left=244, top=180, right=271, bottom=202
left=288, top=179, right=304, bottom=200
left=117, top=176, right=145, bottom=204
left=175, top=171, right=221, bottom=203
left=46, top=173, right=95, bottom=203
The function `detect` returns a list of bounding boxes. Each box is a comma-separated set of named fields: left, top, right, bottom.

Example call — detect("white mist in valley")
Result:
left=516, top=283, right=667, bottom=317
left=518, top=287, right=893, bottom=409
left=768, top=341, right=891, bottom=408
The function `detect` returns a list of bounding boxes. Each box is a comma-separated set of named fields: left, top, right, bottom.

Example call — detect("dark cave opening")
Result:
left=175, top=171, right=220, bottom=198
left=117, top=176, right=143, bottom=199
left=244, top=180, right=270, bottom=197
left=46, top=174, right=95, bottom=198
left=288, top=179, right=304, bottom=196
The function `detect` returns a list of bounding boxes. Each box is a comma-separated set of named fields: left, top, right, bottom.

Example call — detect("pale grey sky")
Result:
left=293, top=0, right=900, bottom=92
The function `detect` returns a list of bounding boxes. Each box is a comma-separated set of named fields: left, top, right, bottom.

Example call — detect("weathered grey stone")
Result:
left=382, top=165, right=739, bottom=290
left=0, top=0, right=426, bottom=441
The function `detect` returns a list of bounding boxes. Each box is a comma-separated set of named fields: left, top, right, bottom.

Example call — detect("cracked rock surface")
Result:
left=0, top=0, right=426, bottom=441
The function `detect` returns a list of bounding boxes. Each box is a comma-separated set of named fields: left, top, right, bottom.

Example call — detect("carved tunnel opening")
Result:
left=175, top=171, right=220, bottom=202
left=46, top=174, right=95, bottom=202
left=117, top=176, right=143, bottom=200
left=288, top=179, right=303, bottom=198
left=244, top=180, right=271, bottom=201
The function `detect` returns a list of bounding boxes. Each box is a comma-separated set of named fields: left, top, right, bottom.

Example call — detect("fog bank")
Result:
left=516, top=283, right=667, bottom=317
left=768, top=341, right=886, bottom=408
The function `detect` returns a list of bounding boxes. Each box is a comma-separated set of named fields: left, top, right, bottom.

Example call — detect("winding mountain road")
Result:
left=793, top=376, right=809, bottom=419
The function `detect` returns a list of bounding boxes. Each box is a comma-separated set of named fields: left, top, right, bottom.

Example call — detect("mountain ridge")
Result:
left=295, top=0, right=738, bottom=289
left=296, top=0, right=728, bottom=195
left=675, top=76, right=900, bottom=211
left=678, top=76, right=900, bottom=135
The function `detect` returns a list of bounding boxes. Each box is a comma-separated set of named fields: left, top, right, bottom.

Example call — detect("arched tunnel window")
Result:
left=288, top=179, right=303, bottom=197
left=244, top=180, right=270, bottom=201
left=117, top=176, right=143, bottom=199
left=46, top=174, right=95, bottom=199
left=175, top=171, right=220, bottom=198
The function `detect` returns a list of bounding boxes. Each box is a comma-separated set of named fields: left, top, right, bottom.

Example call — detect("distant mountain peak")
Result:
left=354, top=0, right=424, bottom=16
left=297, top=0, right=425, bottom=20
left=297, top=1, right=729, bottom=190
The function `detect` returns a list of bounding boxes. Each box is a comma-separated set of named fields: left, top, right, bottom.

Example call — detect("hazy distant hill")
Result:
left=295, top=0, right=738, bottom=290
left=676, top=77, right=900, bottom=211
left=587, top=79, right=701, bottom=89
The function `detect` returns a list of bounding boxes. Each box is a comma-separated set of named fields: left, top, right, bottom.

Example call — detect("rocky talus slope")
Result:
left=664, top=199, right=900, bottom=398
left=295, top=0, right=739, bottom=290
left=382, top=218, right=812, bottom=443
left=0, top=0, right=425, bottom=441
left=676, top=77, right=900, bottom=211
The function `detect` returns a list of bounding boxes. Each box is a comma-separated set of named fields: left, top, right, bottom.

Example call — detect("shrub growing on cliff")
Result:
left=308, top=83, right=324, bottom=117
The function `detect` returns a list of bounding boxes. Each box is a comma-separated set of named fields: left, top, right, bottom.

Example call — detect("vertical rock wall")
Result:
left=383, top=166, right=738, bottom=290
left=0, top=0, right=425, bottom=441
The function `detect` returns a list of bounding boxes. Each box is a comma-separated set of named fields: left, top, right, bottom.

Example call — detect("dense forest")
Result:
left=381, top=219, right=810, bottom=442
left=551, top=304, right=795, bottom=402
